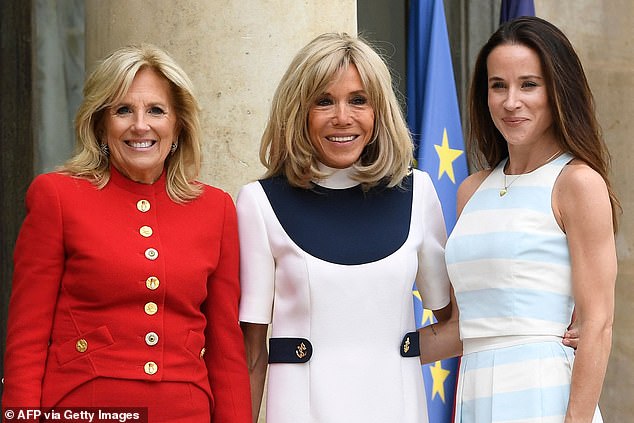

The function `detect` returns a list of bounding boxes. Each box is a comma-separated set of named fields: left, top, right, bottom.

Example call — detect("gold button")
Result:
left=199, top=347, right=206, bottom=359
left=145, top=248, right=158, bottom=260
left=146, top=276, right=160, bottom=290
left=144, top=302, right=158, bottom=315
left=145, top=332, right=159, bottom=346
left=144, top=361, right=158, bottom=375
left=139, top=226, right=153, bottom=237
left=76, top=339, right=88, bottom=353
left=137, top=200, right=151, bottom=212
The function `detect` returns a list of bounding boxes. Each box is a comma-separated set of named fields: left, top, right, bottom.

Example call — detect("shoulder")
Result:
left=236, top=180, right=266, bottom=203
left=410, top=168, right=435, bottom=191
left=554, top=159, right=609, bottom=209
left=456, top=170, right=490, bottom=211
left=235, top=180, right=270, bottom=217
left=555, top=159, right=606, bottom=193
left=27, top=172, right=93, bottom=198
left=30, top=171, right=85, bottom=188
left=193, top=182, right=236, bottom=211
left=197, top=181, right=231, bottom=199
left=411, top=168, right=430, bottom=182
left=554, top=159, right=611, bottom=231
left=458, top=169, right=490, bottom=195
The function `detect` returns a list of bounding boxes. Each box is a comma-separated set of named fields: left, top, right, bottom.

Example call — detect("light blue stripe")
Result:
left=464, top=185, right=552, bottom=214
left=456, top=288, right=573, bottom=324
left=461, top=384, right=570, bottom=422
left=445, top=231, right=569, bottom=265
left=461, top=342, right=575, bottom=370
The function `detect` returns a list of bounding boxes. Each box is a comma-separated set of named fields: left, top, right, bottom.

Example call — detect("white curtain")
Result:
left=34, top=0, right=84, bottom=173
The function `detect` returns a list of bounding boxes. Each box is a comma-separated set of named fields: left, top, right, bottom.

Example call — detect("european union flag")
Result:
left=406, top=0, right=467, bottom=421
left=500, top=0, right=535, bottom=24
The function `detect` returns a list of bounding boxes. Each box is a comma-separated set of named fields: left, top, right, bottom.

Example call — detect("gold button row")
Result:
left=138, top=199, right=159, bottom=376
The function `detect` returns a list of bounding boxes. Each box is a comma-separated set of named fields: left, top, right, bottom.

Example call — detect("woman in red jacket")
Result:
left=2, top=44, right=251, bottom=422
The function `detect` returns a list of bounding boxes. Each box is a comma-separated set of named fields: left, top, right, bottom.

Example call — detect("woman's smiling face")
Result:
left=103, top=67, right=179, bottom=184
left=308, top=64, right=375, bottom=169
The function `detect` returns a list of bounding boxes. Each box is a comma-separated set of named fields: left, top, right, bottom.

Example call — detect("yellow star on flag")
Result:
left=412, top=290, right=436, bottom=326
left=434, top=128, right=464, bottom=183
left=429, top=360, right=451, bottom=402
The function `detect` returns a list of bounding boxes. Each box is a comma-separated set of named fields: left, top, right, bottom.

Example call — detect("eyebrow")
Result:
left=488, top=75, right=544, bottom=82
left=318, top=89, right=368, bottom=96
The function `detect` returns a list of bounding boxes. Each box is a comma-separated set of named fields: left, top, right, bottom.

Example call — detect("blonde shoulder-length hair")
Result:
left=260, top=32, right=413, bottom=189
left=61, top=43, right=202, bottom=202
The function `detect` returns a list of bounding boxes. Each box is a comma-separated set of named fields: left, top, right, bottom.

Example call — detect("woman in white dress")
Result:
left=237, top=33, right=452, bottom=423
left=419, top=17, right=619, bottom=423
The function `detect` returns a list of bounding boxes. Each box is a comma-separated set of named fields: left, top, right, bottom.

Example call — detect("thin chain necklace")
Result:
left=499, top=149, right=562, bottom=197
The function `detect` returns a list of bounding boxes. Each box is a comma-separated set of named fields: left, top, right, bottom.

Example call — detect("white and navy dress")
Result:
left=446, top=153, right=602, bottom=423
left=237, top=165, right=450, bottom=423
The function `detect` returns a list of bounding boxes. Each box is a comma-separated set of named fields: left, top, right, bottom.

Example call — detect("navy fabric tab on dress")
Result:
left=268, top=337, right=313, bottom=363
left=259, top=175, right=413, bottom=265
left=400, top=331, right=420, bottom=357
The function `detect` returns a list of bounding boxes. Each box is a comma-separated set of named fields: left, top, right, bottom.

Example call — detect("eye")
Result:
left=350, top=95, right=368, bottom=106
left=315, top=96, right=333, bottom=107
left=521, top=80, right=539, bottom=89
left=489, top=81, right=506, bottom=90
left=149, top=106, right=166, bottom=115
left=114, top=105, right=132, bottom=115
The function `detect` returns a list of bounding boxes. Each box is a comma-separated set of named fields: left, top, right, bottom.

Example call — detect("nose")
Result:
left=503, top=87, right=522, bottom=110
left=132, top=112, right=150, bottom=132
left=332, top=103, right=353, bottom=126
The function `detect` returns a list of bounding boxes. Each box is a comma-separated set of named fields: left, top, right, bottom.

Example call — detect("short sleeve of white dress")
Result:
left=413, top=170, right=451, bottom=311
left=237, top=181, right=275, bottom=324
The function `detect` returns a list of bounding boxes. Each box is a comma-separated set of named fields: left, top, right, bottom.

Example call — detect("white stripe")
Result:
left=454, top=208, right=561, bottom=236
left=460, top=317, right=568, bottom=339
left=460, top=356, right=571, bottom=401
left=449, top=259, right=571, bottom=295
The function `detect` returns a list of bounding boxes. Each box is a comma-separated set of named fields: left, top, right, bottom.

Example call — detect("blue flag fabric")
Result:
left=500, top=0, right=535, bottom=24
left=406, top=0, right=467, bottom=422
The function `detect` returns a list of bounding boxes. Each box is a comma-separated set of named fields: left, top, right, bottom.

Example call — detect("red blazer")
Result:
left=2, top=167, right=251, bottom=422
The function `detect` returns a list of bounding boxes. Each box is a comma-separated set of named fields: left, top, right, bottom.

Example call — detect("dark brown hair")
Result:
left=468, top=16, right=620, bottom=229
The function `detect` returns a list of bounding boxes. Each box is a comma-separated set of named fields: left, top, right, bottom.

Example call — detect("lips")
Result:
left=326, top=135, right=357, bottom=143
left=125, top=140, right=156, bottom=148
left=502, top=117, right=528, bottom=124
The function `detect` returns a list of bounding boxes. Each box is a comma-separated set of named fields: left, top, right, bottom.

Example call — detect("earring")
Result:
left=100, top=143, right=110, bottom=157
left=170, top=143, right=178, bottom=154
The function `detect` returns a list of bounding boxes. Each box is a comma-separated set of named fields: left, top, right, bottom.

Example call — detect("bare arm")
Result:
left=419, top=287, right=462, bottom=364
left=241, top=322, right=269, bottom=423
left=418, top=172, right=489, bottom=364
left=555, top=162, right=616, bottom=422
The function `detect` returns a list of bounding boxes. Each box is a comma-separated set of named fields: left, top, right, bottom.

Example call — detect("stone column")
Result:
left=85, top=0, right=357, bottom=197
left=536, top=1, right=634, bottom=420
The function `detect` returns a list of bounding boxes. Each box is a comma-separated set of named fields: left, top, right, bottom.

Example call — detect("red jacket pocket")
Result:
left=55, top=325, right=115, bottom=366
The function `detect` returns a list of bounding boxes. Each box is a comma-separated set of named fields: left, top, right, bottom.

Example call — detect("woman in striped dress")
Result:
left=420, top=17, right=619, bottom=423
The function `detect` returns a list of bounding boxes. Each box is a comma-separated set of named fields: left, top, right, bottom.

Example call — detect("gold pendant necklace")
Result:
left=499, top=174, right=521, bottom=197
left=499, top=150, right=562, bottom=197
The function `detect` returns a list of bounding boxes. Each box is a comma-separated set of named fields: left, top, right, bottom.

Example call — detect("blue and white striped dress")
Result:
left=446, top=153, right=602, bottom=423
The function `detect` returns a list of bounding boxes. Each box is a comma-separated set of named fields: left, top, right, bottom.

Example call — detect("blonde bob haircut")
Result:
left=260, top=32, right=413, bottom=189
left=62, top=43, right=202, bottom=202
